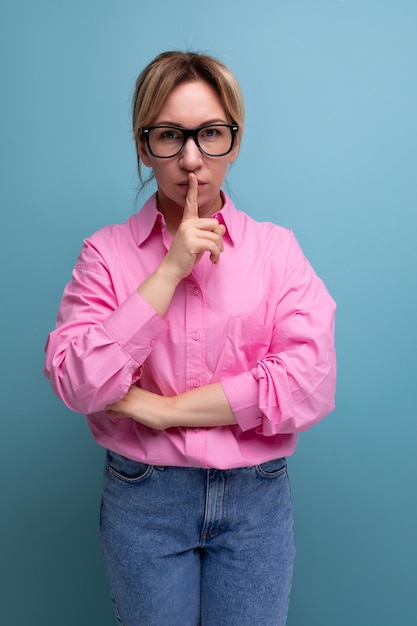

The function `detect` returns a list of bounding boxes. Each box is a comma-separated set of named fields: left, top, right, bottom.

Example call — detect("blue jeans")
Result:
left=99, top=451, right=295, bottom=626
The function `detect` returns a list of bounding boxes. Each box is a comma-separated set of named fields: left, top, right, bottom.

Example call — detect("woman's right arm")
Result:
left=44, top=242, right=168, bottom=415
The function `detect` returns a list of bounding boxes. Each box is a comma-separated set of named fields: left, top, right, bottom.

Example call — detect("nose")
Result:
left=179, top=136, right=203, bottom=171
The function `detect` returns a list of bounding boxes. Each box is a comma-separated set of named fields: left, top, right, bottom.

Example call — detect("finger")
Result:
left=205, top=222, right=225, bottom=253
left=195, top=228, right=224, bottom=251
left=190, top=223, right=225, bottom=261
left=211, top=225, right=226, bottom=262
left=106, top=409, right=126, bottom=419
left=106, top=397, right=129, bottom=413
left=201, top=237, right=224, bottom=264
left=182, top=172, right=199, bottom=220
left=192, top=219, right=225, bottom=245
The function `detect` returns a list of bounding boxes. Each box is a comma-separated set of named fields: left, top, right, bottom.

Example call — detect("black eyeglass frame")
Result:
left=140, top=123, right=239, bottom=158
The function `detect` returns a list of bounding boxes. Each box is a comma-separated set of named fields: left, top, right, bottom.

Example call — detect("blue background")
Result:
left=1, top=1, right=416, bottom=624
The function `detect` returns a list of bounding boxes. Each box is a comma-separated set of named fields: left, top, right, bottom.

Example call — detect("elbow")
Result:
left=295, top=361, right=337, bottom=432
left=259, top=356, right=337, bottom=436
left=44, top=356, right=104, bottom=415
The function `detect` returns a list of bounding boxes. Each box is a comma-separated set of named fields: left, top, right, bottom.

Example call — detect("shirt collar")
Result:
left=133, top=191, right=237, bottom=246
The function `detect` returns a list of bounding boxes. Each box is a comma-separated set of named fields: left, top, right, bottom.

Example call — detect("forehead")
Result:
left=154, top=80, right=228, bottom=126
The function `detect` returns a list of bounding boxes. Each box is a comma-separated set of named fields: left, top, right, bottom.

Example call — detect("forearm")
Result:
left=107, top=382, right=237, bottom=429
left=167, top=383, right=237, bottom=428
left=137, top=262, right=180, bottom=318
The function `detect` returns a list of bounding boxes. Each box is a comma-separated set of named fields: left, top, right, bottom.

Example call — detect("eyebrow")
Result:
left=151, top=118, right=230, bottom=128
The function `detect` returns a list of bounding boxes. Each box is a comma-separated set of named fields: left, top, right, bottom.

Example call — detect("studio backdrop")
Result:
left=1, top=1, right=416, bottom=624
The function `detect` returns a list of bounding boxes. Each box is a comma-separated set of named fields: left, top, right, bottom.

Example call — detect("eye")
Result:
left=160, top=128, right=181, bottom=141
left=200, top=126, right=220, bottom=139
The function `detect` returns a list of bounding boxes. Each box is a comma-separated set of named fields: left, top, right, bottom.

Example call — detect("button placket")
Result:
left=184, top=278, right=206, bottom=392
left=184, top=276, right=208, bottom=466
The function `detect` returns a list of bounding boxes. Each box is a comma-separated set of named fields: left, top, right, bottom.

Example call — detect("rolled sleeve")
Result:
left=221, top=371, right=261, bottom=432
left=221, top=241, right=336, bottom=436
left=102, top=291, right=166, bottom=359
left=44, top=251, right=167, bottom=414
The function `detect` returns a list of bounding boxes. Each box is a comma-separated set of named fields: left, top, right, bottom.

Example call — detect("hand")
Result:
left=136, top=173, right=226, bottom=318
left=162, top=173, right=226, bottom=281
left=106, top=386, right=172, bottom=430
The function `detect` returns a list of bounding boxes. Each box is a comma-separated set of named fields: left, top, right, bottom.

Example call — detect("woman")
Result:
left=44, top=51, right=336, bottom=626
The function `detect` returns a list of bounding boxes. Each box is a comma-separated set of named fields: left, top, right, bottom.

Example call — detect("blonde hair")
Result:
left=132, top=51, right=245, bottom=185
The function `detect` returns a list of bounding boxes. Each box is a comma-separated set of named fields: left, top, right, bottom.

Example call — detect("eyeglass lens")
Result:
left=147, top=126, right=234, bottom=157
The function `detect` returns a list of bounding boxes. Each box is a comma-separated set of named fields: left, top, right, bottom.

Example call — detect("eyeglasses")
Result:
left=140, top=124, right=239, bottom=158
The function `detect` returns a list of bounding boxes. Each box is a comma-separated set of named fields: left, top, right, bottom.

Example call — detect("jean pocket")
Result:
left=255, top=457, right=287, bottom=479
left=106, top=450, right=154, bottom=484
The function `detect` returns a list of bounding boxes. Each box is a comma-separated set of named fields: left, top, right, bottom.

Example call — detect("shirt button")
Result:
left=193, top=428, right=200, bottom=433
left=192, top=332, right=200, bottom=341
left=192, top=380, right=200, bottom=388
left=256, top=416, right=262, bottom=424
left=150, top=338, right=156, bottom=347
left=193, top=288, right=199, bottom=296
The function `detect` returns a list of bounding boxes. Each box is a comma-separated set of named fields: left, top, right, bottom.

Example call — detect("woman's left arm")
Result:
left=106, top=382, right=237, bottom=429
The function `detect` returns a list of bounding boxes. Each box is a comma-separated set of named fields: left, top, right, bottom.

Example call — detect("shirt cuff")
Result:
left=221, top=371, right=261, bottom=432
left=102, top=290, right=167, bottom=360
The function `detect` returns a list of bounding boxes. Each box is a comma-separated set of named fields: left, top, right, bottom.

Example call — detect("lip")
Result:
left=178, top=180, right=206, bottom=186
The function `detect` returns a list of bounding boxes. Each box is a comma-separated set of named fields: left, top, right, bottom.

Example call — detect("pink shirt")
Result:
left=44, top=192, right=336, bottom=469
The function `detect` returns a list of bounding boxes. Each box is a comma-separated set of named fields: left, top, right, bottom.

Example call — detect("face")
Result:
left=138, top=80, right=239, bottom=224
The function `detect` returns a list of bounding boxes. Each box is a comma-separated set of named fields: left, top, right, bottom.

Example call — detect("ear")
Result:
left=136, top=136, right=152, bottom=168
left=228, top=134, right=241, bottom=164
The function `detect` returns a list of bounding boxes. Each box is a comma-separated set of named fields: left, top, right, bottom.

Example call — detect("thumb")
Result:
left=182, top=172, right=199, bottom=220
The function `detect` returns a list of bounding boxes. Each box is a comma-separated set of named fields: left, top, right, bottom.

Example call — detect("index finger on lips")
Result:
left=182, top=172, right=199, bottom=220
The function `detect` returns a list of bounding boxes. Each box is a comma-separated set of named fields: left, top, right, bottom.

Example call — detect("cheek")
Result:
left=152, top=164, right=176, bottom=190
left=214, top=161, right=230, bottom=182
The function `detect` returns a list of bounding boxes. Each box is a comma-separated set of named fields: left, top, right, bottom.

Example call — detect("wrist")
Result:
left=160, top=395, right=177, bottom=429
left=157, top=258, right=184, bottom=288
left=137, top=262, right=180, bottom=318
